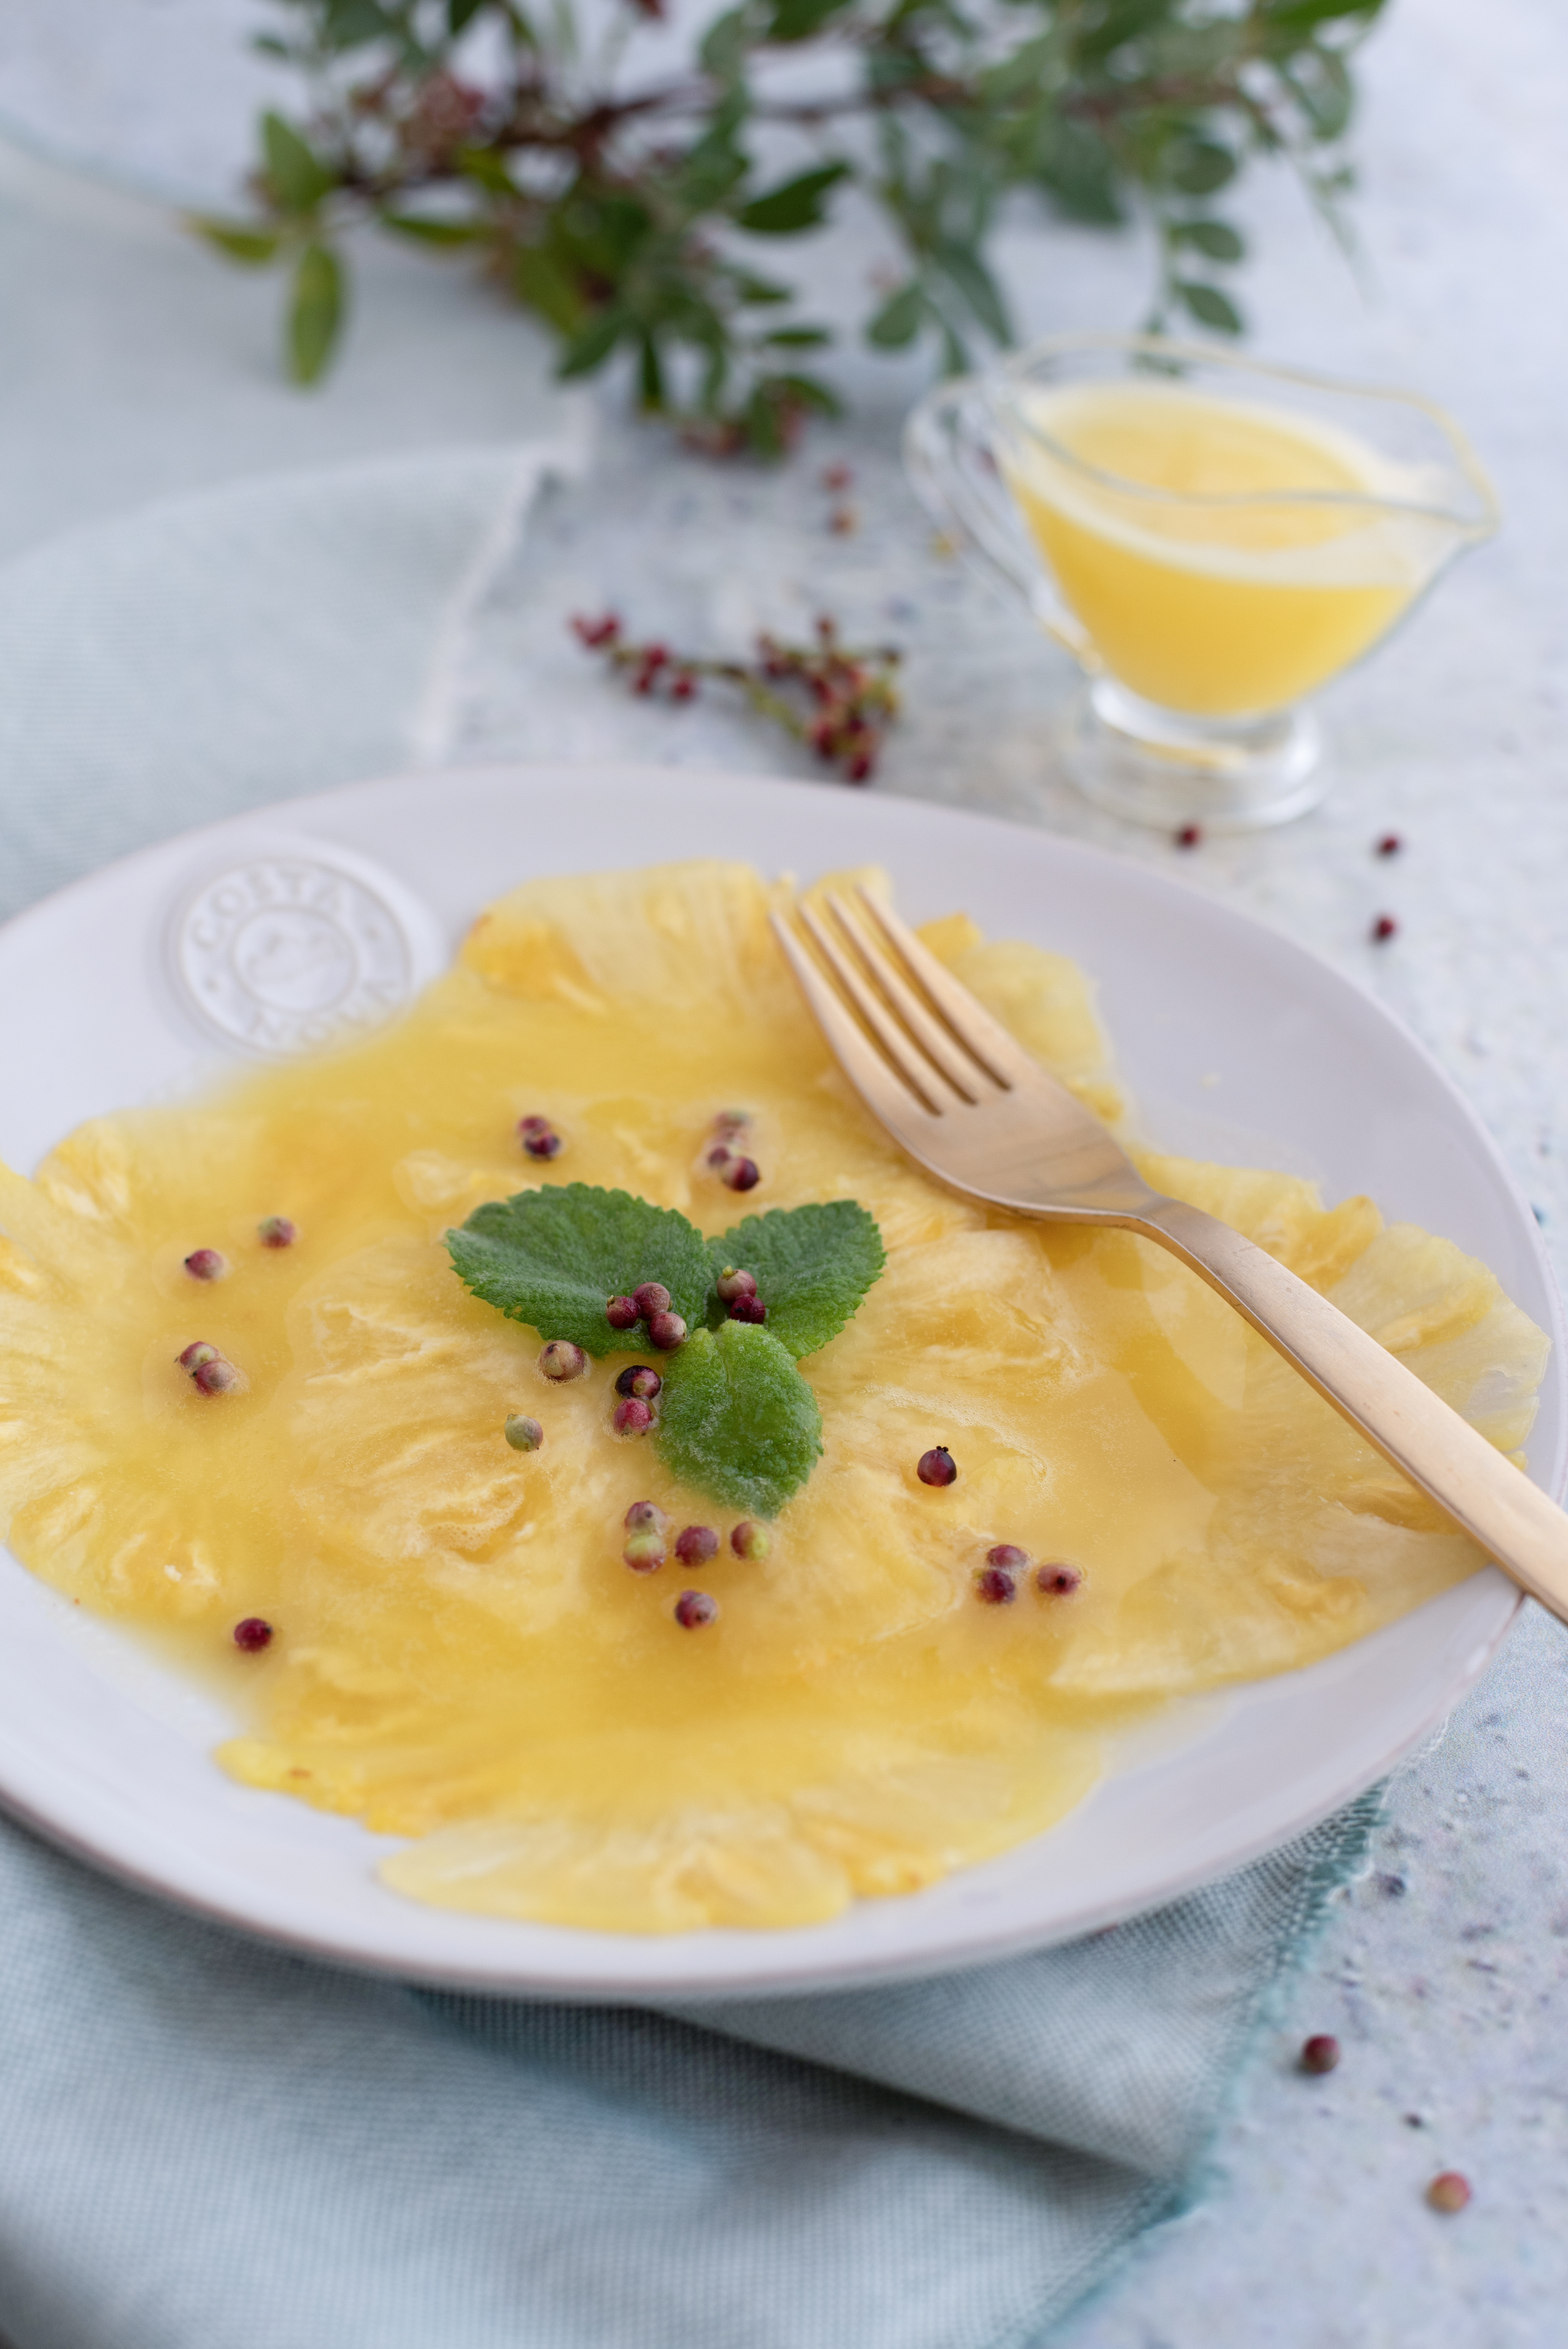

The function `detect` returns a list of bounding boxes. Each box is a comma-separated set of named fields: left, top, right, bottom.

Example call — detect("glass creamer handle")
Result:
left=903, top=376, right=1102, bottom=674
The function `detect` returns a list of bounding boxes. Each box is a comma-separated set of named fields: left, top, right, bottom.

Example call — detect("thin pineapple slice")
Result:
left=0, top=859, right=1548, bottom=1933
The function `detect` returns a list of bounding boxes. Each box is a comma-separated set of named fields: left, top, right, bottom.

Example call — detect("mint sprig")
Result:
left=656, top=1323, right=823, bottom=1518
left=447, top=1185, right=711, bottom=1356
left=446, top=1182, right=883, bottom=1514
left=707, top=1200, right=884, bottom=1360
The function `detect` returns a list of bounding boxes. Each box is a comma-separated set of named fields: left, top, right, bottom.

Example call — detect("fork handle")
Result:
left=1140, top=1194, right=1568, bottom=1626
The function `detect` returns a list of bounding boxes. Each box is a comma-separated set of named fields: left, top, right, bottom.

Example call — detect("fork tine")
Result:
left=824, top=891, right=995, bottom=1104
left=769, top=910, right=944, bottom=1132
left=794, top=900, right=964, bottom=1115
left=853, top=887, right=1037, bottom=1089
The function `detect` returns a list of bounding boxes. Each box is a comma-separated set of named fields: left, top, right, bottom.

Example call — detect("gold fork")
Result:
left=772, top=885, right=1568, bottom=1627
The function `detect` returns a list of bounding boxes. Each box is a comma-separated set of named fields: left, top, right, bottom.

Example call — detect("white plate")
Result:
left=0, top=765, right=1559, bottom=2000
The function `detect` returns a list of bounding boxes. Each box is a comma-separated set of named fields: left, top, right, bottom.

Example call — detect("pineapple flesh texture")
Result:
left=0, top=861, right=1547, bottom=1934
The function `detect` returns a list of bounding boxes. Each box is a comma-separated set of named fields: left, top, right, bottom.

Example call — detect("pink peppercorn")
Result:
left=606, top=1295, right=640, bottom=1331
left=729, top=1296, right=767, bottom=1324
left=1175, top=823, right=1202, bottom=850
left=986, top=1544, right=1030, bottom=1572
left=233, top=1617, right=273, bottom=1654
left=1371, top=914, right=1398, bottom=944
left=721, top=1157, right=761, bottom=1192
left=647, top=1310, right=687, bottom=1351
left=633, top=1282, right=672, bottom=1320
left=614, top=1396, right=654, bottom=1435
left=674, top=1589, right=719, bottom=1628
left=192, top=1357, right=239, bottom=1395
left=184, top=1248, right=226, bottom=1282
left=1427, top=2171, right=1471, bottom=2214
left=975, top=1565, right=1017, bottom=1605
left=1036, top=1563, right=1083, bottom=1596
left=675, top=1525, right=719, bottom=1567
left=1300, top=2035, right=1340, bottom=2076
left=257, top=1216, right=297, bottom=1249
left=917, top=1446, right=957, bottom=1488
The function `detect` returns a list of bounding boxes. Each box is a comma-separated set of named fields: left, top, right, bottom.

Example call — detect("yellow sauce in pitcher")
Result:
left=1005, top=381, right=1431, bottom=716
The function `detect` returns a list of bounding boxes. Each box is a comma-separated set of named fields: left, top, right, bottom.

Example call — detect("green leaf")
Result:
left=445, top=1183, right=714, bottom=1355
left=1175, top=279, right=1244, bottom=334
left=1165, top=139, right=1237, bottom=198
left=262, top=111, right=335, bottom=213
left=766, top=371, right=843, bottom=416
left=700, top=5, right=753, bottom=78
left=736, top=163, right=848, bottom=235
left=515, top=242, right=584, bottom=332
left=1263, top=0, right=1385, bottom=29
left=557, top=307, right=630, bottom=378
left=188, top=217, right=283, bottom=266
left=733, top=271, right=793, bottom=305
left=866, top=281, right=924, bottom=348
left=380, top=213, right=483, bottom=246
left=458, top=144, right=518, bottom=195
left=761, top=326, right=831, bottom=347
left=935, top=242, right=1011, bottom=344
left=287, top=242, right=344, bottom=383
left=1173, top=219, right=1244, bottom=262
left=766, top=0, right=854, bottom=41
left=449, top=0, right=489, bottom=27
left=710, top=1201, right=885, bottom=1360
left=322, top=0, right=390, bottom=46
left=655, top=1322, right=823, bottom=1517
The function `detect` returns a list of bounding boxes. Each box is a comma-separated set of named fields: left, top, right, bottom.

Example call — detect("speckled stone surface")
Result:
left=441, top=2, right=1568, bottom=2338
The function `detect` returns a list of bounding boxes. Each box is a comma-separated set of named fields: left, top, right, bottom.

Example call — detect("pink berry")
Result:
left=715, top=1267, right=757, bottom=1304
left=538, top=1340, right=589, bottom=1382
left=233, top=1617, right=272, bottom=1653
left=1371, top=913, right=1398, bottom=944
left=647, top=1310, right=687, bottom=1350
left=517, top=1114, right=552, bottom=1136
left=625, top=1501, right=670, bottom=1535
left=606, top=1295, right=640, bottom=1331
left=730, top=1520, right=772, bottom=1561
left=193, top=1356, right=239, bottom=1395
left=721, top=1156, right=761, bottom=1192
left=674, top=1589, right=718, bottom=1628
left=178, top=1341, right=218, bottom=1372
left=675, top=1525, right=718, bottom=1567
left=504, top=1415, right=543, bottom=1452
left=184, top=1248, right=226, bottom=1281
left=986, top=1543, right=1030, bottom=1571
left=729, top=1296, right=767, bottom=1324
left=614, top=1396, right=654, bottom=1435
left=522, top=1125, right=563, bottom=1160
left=257, top=1216, right=297, bottom=1249
left=1175, top=823, right=1202, bottom=850
left=1427, top=2171, right=1471, bottom=2214
left=706, top=1145, right=732, bottom=1169
left=1376, top=832, right=1402, bottom=857
left=624, top=1530, right=666, bottom=1573
left=917, top=1446, right=957, bottom=1488
left=975, top=1565, right=1017, bottom=1605
left=615, top=1364, right=662, bottom=1400
left=1300, top=2035, right=1340, bottom=2076
left=1036, top=1563, right=1083, bottom=1596
left=633, top=1282, right=672, bottom=1319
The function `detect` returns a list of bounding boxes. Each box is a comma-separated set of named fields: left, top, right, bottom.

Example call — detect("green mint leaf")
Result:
left=655, top=1322, right=823, bottom=1518
left=710, top=1200, right=884, bottom=1359
left=188, top=217, right=284, bottom=266
left=447, top=1183, right=712, bottom=1355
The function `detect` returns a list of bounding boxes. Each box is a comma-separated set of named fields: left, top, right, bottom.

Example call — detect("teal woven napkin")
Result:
left=0, top=454, right=1377, bottom=2349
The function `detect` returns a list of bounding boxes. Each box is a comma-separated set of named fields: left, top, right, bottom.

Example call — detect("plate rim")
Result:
left=0, top=758, right=1558, bottom=2000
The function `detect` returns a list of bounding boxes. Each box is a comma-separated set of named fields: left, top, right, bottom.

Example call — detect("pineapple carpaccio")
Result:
left=0, top=861, right=1547, bottom=1933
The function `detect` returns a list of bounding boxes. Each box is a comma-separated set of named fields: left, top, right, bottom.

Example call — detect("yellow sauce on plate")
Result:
left=0, top=863, right=1546, bottom=1931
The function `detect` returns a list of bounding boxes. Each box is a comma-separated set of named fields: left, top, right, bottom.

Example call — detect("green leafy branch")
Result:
left=192, top=0, right=1389, bottom=451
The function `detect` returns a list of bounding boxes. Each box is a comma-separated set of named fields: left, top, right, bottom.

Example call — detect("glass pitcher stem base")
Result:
left=1062, top=678, right=1326, bottom=832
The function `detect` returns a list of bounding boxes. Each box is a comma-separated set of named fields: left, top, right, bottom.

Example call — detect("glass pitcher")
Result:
left=905, top=331, right=1499, bottom=831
